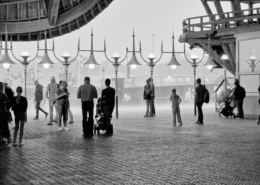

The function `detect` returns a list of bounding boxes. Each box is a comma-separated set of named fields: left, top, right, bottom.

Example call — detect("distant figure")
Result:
left=122, top=92, right=131, bottom=105
left=185, top=88, right=192, bottom=102
left=233, top=79, right=246, bottom=119
left=149, top=78, right=156, bottom=117
left=195, top=78, right=205, bottom=124
left=170, top=88, right=182, bottom=126
left=77, top=77, right=98, bottom=137
left=12, top=87, right=28, bottom=147
left=143, top=79, right=152, bottom=117
left=0, top=82, right=11, bottom=145
left=55, top=81, right=70, bottom=131
left=46, top=76, right=59, bottom=125
left=101, top=78, right=115, bottom=135
left=33, top=80, right=48, bottom=120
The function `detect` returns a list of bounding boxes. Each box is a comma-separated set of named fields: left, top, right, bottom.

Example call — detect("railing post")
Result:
left=188, top=19, right=191, bottom=32
left=200, top=17, right=203, bottom=31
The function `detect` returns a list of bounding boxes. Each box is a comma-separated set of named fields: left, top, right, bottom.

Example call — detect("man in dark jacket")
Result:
left=33, top=80, right=48, bottom=120
left=101, top=79, right=115, bottom=135
left=195, top=78, right=205, bottom=124
left=233, top=79, right=246, bottom=119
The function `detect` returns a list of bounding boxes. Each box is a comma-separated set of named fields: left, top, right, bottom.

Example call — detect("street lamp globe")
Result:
left=147, top=53, right=155, bottom=59
left=250, top=55, right=256, bottom=60
left=171, top=65, right=177, bottom=69
left=43, top=63, right=50, bottom=69
left=221, top=54, right=228, bottom=60
left=3, top=63, right=10, bottom=69
left=207, top=65, right=213, bottom=70
left=131, top=64, right=137, bottom=69
left=62, top=52, right=71, bottom=58
left=89, top=64, right=95, bottom=69
left=190, top=54, right=198, bottom=60
left=21, top=51, right=30, bottom=57
left=112, top=53, right=120, bottom=59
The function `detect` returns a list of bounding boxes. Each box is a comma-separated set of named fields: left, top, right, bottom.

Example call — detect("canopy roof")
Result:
left=0, top=0, right=114, bottom=41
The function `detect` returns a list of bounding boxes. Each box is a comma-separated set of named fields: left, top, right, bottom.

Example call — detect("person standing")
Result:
left=12, top=87, right=28, bottom=146
left=170, top=88, right=182, bottom=126
left=149, top=78, right=156, bottom=117
left=55, top=81, right=70, bottom=131
left=101, top=79, right=115, bottom=135
left=0, top=82, right=10, bottom=145
left=233, top=79, right=246, bottom=119
left=195, top=78, right=205, bottom=124
left=257, top=86, right=260, bottom=125
left=4, top=83, right=13, bottom=143
left=33, top=80, right=48, bottom=120
left=46, top=77, right=58, bottom=125
left=77, top=77, right=98, bottom=137
left=143, top=79, right=152, bottom=117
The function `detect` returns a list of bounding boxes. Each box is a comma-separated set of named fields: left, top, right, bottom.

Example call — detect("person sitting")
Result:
left=101, top=79, right=115, bottom=135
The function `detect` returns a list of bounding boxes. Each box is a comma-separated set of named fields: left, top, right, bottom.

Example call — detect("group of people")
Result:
left=0, top=82, right=28, bottom=146
left=143, top=78, right=156, bottom=117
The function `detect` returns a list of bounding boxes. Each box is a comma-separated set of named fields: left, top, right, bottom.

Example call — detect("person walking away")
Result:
left=149, top=78, right=156, bottom=117
left=233, top=79, right=246, bottom=119
left=46, top=77, right=58, bottom=125
left=101, top=79, right=115, bottom=135
left=77, top=77, right=98, bottom=137
left=170, top=88, right=182, bottom=126
left=55, top=81, right=70, bottom=131
left=12, top=87, right=28, bottom=146
left=143, top=79, right=152, bottom=117
left=0, top=82, right=11, bottom=145
left=33, top=80, right=48, bottom=120
left=195, top=78, right=205, bottom=124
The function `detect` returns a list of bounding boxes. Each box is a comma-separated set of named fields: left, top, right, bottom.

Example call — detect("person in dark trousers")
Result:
left=101, top=79, right=115, bottom=135
left=195, top=78, right=205, bottom=124
left=12, top=87, right=28, bottom=147
left=149, top=78, right=156, bottom=117
left=233, top=79, right=246, bottom=119
left=143, top=79, right=152, bottom=117
left=33, top=80, right=48, bottom=120
left=77, top=77, right=98, bottom=137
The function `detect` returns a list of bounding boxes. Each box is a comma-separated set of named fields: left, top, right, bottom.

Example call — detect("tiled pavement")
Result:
left=0, top=104, right=260, bottom=185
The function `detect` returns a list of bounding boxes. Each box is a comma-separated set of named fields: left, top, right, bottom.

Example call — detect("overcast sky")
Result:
left=9, top=0, right=246, bottom=65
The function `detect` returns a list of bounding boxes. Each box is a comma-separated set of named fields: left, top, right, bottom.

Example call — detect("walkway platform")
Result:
left=0, top=105, right=260, bottom=184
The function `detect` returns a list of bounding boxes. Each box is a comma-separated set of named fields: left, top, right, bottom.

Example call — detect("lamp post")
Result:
left=139, top=41, right=163, bottom=80
left=221, top=54, right=228, bottom=90
left=104, top=41, right=128, bottom=119
left=183, top=45, right=205, bottom=116
left=53, top=39, right=79, bottom=83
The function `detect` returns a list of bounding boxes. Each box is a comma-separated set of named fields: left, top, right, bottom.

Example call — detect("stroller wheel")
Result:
left=97, top=129, right=100, bottom=135
left=219, top=113, right=222, bottom=118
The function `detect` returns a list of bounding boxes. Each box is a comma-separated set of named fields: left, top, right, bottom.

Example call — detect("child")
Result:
left=170, top=88, right=182, bottom=126
left=12, top=86, right=28, bottom=146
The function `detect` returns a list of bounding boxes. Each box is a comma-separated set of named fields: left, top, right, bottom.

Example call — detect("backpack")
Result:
left=204, top=88, right=210, bottom=103
left=241, top=87, right=246, bottom=99
left=145, top=85, right=152, bottom=96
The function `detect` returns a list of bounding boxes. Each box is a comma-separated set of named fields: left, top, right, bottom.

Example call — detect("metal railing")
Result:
left=183, top=7, right=260, bottom=33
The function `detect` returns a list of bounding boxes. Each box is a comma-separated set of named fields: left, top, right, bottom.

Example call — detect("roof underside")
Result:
left=0, top=0, right=114, bottom=41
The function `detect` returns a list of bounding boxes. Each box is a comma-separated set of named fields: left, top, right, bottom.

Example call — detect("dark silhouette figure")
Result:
left=195, top=78, right=205, bottom=124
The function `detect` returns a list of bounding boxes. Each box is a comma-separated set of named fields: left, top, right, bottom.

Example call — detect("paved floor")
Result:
left=0, top=104, right=260, bottom=185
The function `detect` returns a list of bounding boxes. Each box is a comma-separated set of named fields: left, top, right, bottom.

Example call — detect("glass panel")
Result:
left=239, top=39, right=260, bottom=73
left=240, top=75, right=259, bottom=96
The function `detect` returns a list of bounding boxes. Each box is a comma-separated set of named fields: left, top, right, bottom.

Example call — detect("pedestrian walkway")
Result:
left=0, top=105, right=260, bottom=185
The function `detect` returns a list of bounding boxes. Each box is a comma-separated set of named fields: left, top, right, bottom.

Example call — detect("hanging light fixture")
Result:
left=127, top=30, right=141, bottom=69
left=166, top=32, right=181, bottom=70
left=0, top=26, right=15, bottom=69
left=38, top=31, right=55, bottom=69
left=203, top=35, right=216, bottom=70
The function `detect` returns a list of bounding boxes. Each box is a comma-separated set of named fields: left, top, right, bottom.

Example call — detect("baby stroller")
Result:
left=94, top=98, right=113, bottom=135
left=218, top=96, right=237, bottom=118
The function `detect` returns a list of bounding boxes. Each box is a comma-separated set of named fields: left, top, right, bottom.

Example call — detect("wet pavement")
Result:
left=0, top=104, right=260, bottom=185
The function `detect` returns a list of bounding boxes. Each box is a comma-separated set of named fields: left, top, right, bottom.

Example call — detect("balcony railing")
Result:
left=183, top=7, right=260, bottom=33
